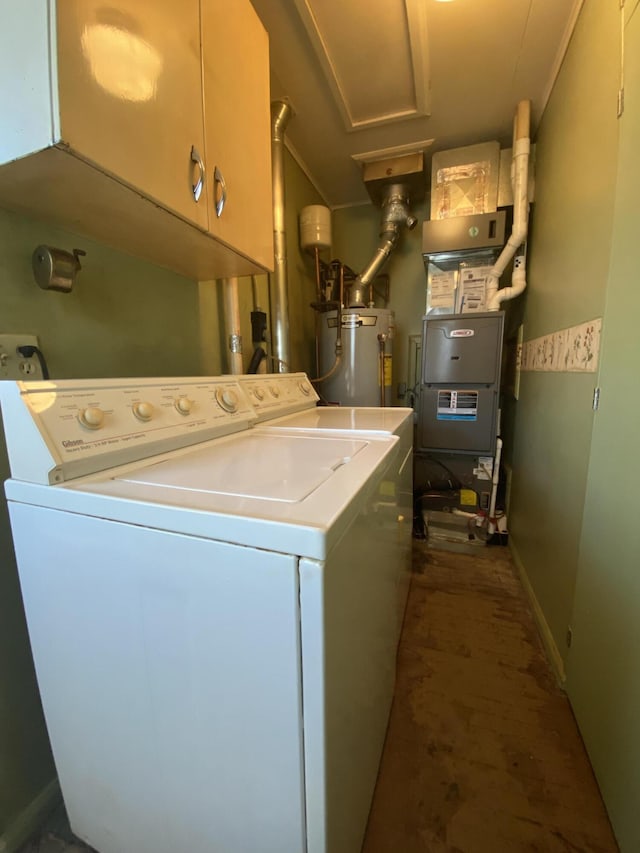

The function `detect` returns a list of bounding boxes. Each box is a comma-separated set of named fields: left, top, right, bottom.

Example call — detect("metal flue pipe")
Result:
left=349, top=183, right=417, bottom=306
left=222, top=276, right=243, bottom=374
left=268, top=100, right=293, bottom=373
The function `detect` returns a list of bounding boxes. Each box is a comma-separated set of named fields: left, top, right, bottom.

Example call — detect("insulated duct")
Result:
left=350, top=183, right=417, bottom=306
left=269, top=100, right=293, bottom=372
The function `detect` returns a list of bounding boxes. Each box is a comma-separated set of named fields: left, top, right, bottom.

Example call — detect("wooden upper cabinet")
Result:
left=56, top=0, right=208, bottom=231
left=201, top=0, right=274, bottom=270
left=0, top=0, right=274, bottom=279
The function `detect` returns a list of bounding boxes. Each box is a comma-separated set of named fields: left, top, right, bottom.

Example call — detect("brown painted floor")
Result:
left=21, top=544, right=618, bottom=853
left=362, top=542, right=619, bottom=853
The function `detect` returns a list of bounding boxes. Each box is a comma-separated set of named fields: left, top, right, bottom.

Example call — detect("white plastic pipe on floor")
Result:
left=487, top=100, right=531, bottom=311
left=487, top=437, right=503, bottom=536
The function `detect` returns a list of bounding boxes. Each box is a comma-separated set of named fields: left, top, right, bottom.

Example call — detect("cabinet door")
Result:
left=56, top=0, right=208, bottom=231
left=201, top=0, right=274, bottom=270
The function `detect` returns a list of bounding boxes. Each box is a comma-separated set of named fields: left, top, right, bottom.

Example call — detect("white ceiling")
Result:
left=250, top=0, right=583, bottom=208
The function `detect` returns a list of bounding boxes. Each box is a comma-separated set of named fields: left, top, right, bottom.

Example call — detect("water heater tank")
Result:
left=318, top=307, right=394, bottom=406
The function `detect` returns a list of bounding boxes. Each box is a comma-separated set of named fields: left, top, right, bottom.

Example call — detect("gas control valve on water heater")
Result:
left=417, top=311, right=504, bottom=456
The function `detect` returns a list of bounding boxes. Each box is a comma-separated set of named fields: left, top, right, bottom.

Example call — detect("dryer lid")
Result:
left=260, top=406, right=413, bottom=434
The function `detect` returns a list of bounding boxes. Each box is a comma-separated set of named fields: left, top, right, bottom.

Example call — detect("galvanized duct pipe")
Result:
left=222, top=276, right=243, bottom=374
left=269, top=100, right=293, bottom=373
left=248, top=274, right=268, bottom=374
left=349, top=183, right=417, bottom=306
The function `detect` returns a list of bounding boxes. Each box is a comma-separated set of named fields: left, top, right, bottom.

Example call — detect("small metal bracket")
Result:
left=592, top=387, right=601, bottom=411
left=32, top=245, right=86, bottom=292
left=229, top=334, right=242, bottom=354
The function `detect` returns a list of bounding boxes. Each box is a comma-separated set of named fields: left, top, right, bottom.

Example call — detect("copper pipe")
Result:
left=377, top=333, right=388, bottom=407
left=314, top=246, right=322, bottom=302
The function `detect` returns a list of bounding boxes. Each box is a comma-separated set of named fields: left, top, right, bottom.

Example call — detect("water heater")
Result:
left=318, top=308, right=394, bottom=406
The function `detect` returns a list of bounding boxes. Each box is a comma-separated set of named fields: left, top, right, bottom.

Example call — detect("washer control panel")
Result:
left=238, top=373, right=319, bottom=422
left=1, top=378, right=258, bottom=483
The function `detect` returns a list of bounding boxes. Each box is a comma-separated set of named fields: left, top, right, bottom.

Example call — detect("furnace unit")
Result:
left=417, top=311, right=504, bottom=456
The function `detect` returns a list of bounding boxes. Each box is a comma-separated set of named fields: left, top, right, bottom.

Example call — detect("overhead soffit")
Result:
left=292, top=0, right=430, bottom=131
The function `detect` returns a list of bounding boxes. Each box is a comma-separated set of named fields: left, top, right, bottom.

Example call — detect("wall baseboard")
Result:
left=510, top=540, right=567, bottom=685
left=0, top=778, right=60, bottom=853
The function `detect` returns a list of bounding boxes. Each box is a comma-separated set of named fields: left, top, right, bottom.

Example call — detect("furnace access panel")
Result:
left=417, top=312, right=504, bottom=455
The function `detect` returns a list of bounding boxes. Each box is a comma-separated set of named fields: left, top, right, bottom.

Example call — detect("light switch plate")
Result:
left=0, top=334, right=44, bottom=380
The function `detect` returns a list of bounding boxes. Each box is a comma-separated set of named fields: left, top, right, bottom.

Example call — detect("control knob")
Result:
left=78, top=406, right=105, bottom=430
left=298, top=381, right=311, bottom=396
left=253, top=387, right=265, bottom=401
left=269, top=385, right=280, bottom=398
left=216, top=388, right=239, bottom=413
left=132, top=401, right=155, bottom=422
left=175, top=396, right=193, bottom=415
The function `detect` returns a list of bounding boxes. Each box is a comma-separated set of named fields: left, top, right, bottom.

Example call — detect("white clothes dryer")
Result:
left=239, top=371, right=413, bottom=450
left=239, top=372, right=414, bottom=637
left=1, top=376, right=408, bottom=853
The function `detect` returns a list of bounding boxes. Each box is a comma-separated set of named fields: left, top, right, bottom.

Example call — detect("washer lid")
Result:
left=118, top=432, right=367, bottom=503
left=6, top=430, right=399, bottom=558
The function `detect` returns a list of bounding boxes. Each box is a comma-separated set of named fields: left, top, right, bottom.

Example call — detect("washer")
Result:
left=240, top=372, right=414, bottom=636
left=1, top=376, right=409, bottom=853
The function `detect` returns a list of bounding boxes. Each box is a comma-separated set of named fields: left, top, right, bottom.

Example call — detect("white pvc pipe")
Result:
left=487, top=437, right=503, bottom=536
left=222, top=276, right=243, bottom=375
left=487, top=100, right=531, bottom=310
left=451, top=509, right=477, bottom=519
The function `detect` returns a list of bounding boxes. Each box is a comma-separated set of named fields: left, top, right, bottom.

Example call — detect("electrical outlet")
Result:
left=0, top=334, right=44, bottom=380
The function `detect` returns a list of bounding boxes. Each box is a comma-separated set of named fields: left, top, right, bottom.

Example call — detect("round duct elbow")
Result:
left=271, top=100, right=292, bottom=142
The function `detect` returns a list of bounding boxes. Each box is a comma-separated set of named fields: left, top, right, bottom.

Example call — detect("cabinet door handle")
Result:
left=214, top=166, right=227, bottom=217
left=191, top=145, right=205, bottom=202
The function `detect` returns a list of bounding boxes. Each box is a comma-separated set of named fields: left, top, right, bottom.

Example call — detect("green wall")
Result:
left=0, top=211, right=201, bottom=379
left=508, top=0, right=620, bottom=665
left=507, top=0, right=640, bottom=846
left=566, top=5, right=640, bottom=850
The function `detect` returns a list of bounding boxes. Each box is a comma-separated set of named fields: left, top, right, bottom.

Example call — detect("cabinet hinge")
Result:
left=592, top=387, right=601, bottom=411
left=618, top=88, right=625, bottom=117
